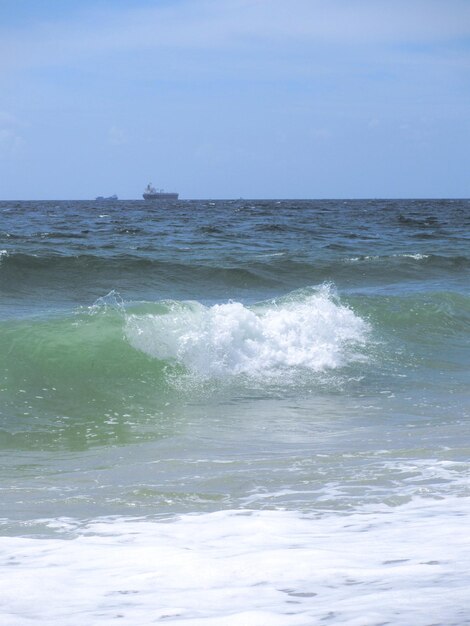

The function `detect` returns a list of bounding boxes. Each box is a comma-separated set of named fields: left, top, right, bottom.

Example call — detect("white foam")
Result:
left=398, top=253, right=429, bottom=260
left=124, top=286, right=369, bottom=380
left=347, top=254, right=396, bottom=263
left=1, top=497, right=470, bottom=625
left=346, top=253, right=429, bottom=263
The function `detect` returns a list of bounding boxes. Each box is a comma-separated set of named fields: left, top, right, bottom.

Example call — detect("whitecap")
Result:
left=124, top=286, right=370, bottom=381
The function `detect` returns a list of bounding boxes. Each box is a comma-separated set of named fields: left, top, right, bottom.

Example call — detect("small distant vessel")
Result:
left=143, top=183, right=178, bottom=200
left=95, top=194, right=118, bottom=201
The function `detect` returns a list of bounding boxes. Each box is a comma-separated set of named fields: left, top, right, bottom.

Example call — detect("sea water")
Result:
left=0, top=199, right=469, bottom=625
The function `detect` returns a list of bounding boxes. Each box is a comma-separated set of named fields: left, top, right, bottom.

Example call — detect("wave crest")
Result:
left=124, top=286, right=370, bottom=379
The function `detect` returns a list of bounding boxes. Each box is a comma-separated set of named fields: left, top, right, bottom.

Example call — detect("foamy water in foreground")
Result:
left=2, top=498, right=470, bottom=625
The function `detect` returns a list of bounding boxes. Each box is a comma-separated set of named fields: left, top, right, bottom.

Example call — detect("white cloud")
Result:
left=1, top=0, right=470, bottom=73
left=0, top=128, right=25, bottom=158
left=310, top=128, right=331, bottom=140
left=108, top=126, right=127, bottom=146
left=0, top=110, right=26, bottom=158
left=0, top=110, right=21, bottom=126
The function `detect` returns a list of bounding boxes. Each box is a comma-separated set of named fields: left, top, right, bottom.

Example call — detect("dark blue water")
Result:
left=1, top=199, right=468, bottom=313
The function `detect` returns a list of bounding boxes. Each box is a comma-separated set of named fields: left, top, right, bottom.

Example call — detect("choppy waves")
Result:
left=1, top=250, right=469, bottom=313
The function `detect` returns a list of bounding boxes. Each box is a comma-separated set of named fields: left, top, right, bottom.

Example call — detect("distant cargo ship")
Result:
left=95, top=194, right=118, bottom=201
left=143, top=183, right=179, bottom=200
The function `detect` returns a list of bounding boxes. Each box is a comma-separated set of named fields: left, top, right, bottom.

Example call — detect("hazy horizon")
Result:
left=3, top=195, right=470, bottom=202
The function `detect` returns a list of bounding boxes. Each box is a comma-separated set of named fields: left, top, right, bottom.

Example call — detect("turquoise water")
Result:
left=0, top=199, right=469, bottom=624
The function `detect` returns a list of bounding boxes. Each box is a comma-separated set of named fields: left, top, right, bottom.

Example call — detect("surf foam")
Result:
left=1, top=497, right=470, bottom=626
left=124, top=286, right=369, bottom=379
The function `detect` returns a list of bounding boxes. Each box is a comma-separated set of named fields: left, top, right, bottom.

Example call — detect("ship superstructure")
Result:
left=143, top=183, right=178, bottom=200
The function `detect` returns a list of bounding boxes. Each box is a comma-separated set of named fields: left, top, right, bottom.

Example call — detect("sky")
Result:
left=0, top=0, right=469, bottom=199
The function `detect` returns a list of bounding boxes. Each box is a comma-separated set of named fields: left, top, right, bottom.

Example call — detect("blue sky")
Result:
left=1, top=0, right=469, bottom=199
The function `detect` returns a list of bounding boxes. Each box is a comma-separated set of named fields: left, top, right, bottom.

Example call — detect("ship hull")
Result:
left=143, top=192, right=179, bottom=200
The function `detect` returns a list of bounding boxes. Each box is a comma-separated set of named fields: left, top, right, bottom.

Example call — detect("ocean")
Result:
left=0, top=198, right=469, bottom=625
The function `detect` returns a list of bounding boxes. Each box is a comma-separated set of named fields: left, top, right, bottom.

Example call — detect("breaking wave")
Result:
left=124, top=285, right=370, bottom=380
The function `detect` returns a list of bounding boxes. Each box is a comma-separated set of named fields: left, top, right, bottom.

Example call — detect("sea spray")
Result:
left=124, top=285, right=370, bottom=380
